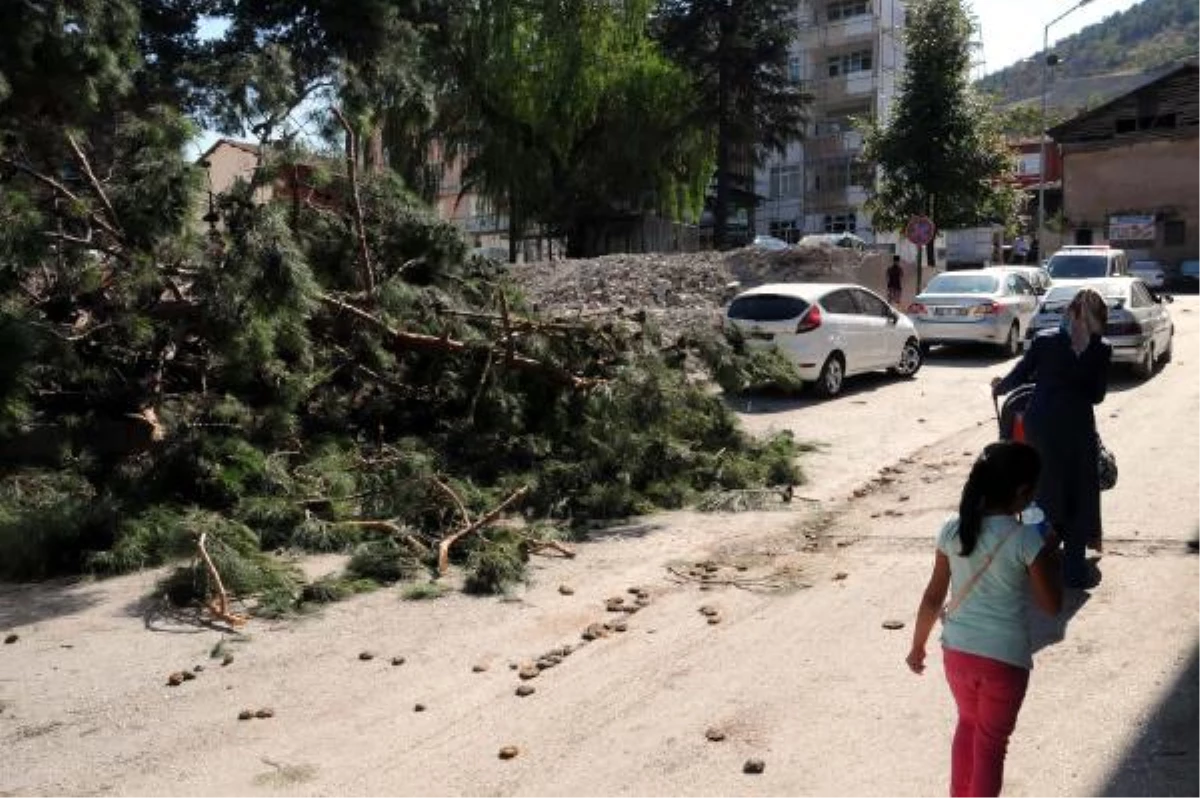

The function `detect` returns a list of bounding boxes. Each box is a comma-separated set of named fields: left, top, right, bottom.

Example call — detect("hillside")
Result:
left=977, top=0, right=1198, bottom=112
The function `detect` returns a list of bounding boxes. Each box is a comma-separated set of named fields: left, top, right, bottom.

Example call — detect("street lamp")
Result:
left=1038, top=0, right=1093, bottom=239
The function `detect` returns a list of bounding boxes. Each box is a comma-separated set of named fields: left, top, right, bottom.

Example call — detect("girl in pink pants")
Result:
left=906, top=442, right=1063, bottom=797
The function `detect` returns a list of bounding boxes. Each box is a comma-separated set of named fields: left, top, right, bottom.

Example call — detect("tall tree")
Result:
left=652, top=0, right=808, bottom=249
left=442, top=0, right=713, bottom=259
left=862, top=0, right=1018, bottom=277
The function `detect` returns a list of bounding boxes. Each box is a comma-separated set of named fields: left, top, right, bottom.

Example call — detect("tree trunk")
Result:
left=508, top=180, right=519, bottom=264
left=713, top=26, right=731, bottom=251
left=924, top=194, right=937, bottom=281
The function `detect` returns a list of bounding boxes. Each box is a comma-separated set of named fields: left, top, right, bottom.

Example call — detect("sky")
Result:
left=971, top=0, right=1146, bottom=77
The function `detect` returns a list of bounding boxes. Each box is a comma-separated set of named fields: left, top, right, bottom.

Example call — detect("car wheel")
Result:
left=999, top=323, right=1020, bottom=358
left=1160, top=330, right=1173, bottom=364
left=1134, top=341, right=1155, bottom=380
left=813, top=353, right=845, bottom=398
left=890, top=337, right=923, bottom=378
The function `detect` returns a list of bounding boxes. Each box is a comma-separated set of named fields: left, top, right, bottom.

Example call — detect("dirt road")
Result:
left=2, top=299, right=1196, bottom=797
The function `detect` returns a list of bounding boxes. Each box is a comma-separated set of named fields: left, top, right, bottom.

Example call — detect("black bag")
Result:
left=1098, top=436, right=1117, bottom=491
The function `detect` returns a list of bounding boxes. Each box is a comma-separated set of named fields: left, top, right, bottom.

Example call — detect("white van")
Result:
left=1044, top=246, right=1128, bottom=281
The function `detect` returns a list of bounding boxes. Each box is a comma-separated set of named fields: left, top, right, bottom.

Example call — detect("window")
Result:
left=820, top=289, right=858, bottom=314
left=1131, top=283, right=1152, bottom=308
left=1165, top=219, right=1186, bottom=245
left=788, top=56, right=803, bottom=83
left=852, top=289, right=891, bottom=317
left=826, top=49, right=873, bottom=77
left=823, top=213, right=857, bottom=233
left=827, top=0, right=870, bottom=21
left=769, top=164, right=803, bottom=199
left=728, top=294, right=809, bottom=322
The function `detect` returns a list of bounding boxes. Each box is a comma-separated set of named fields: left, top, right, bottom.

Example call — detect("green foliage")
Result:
left=463, top=535, right=526, bottom=595
left=401, top=581, right=450, bottom=601
left=440, top=0, right=715, bottom=257
left=0, top=0, right=808, bottom=613
left=653, top=0, right=810, bottom=248
left=346, top=539, right=422, bottom=584
left=862, top=0, right=1020, bottom=237
left=977, top=0, right=1198, bottom=108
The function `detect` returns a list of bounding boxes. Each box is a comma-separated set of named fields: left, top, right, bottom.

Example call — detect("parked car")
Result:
left=725, top=283, right=922, bottom=398
left=798, top=232, right=869, bottom=251
left=751, top=235, right=790, bottom=252
left=1168, top=259, right=1199, bottom=293
left=987, top=264, right=1052, bottom=295
left=906, top=269, right=1039, bottom=356
left=1044, top=246, right=1128, bottom=281
left=1129, top=260, right=1167, bottom=291
left=1025, top=277, right=1173, bottom=380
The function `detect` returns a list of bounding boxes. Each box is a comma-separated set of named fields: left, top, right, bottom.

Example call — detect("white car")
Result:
left=725, top=283, right=923, bottom=398
left=751, top=235, right=790, bottom=252
left=1129, top=260, right=1166, bottom=291
left=907, top=269, right=1040, bottom=356
left=1025, top=277, right=1174, bottom=379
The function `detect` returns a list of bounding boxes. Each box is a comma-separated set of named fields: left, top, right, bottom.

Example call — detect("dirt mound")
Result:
left=509, top=244, right=887, bottom=340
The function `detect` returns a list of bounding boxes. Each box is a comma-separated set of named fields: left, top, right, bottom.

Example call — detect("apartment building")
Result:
left=756, top=0, right=905, bottom=243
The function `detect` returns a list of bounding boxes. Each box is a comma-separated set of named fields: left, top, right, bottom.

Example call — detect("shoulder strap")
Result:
left=942, top=525, right=1020, bottom=620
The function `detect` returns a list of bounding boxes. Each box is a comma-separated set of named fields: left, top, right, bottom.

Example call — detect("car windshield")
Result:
left=1182, top=260, right=1200, bottom=277
left=924, top=274, right=998, bottom=294
left=1047, top=254, right=1108, bottom=279
left=728, top=294, right=809, bottom=321
left=1043, top=284, right=1125, bottom=306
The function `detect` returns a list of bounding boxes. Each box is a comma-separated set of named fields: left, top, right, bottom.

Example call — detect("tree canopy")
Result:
left=653, top=0, right=809, bottom=249
left=862, top=0, right=1019, bottom=265
left=0, top=0, right=800, bottom=607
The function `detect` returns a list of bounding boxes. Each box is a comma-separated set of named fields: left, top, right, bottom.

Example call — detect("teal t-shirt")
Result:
left=937, top=514, right=1046, bottom=669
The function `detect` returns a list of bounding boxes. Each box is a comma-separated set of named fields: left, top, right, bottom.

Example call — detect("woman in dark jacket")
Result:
left=992, top=287, right=1112, bottom=588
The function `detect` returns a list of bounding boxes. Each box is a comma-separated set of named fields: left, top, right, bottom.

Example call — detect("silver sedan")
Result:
left=1024, top=277, right=1174, bottom=380
left=906, top=270, right=1039, bottom=356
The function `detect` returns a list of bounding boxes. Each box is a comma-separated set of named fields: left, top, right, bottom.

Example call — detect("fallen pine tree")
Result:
left=0, top=120, right=805, bottom=617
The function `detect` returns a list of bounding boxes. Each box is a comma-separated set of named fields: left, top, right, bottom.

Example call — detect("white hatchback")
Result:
left=725, top=283, right=923, bottom=398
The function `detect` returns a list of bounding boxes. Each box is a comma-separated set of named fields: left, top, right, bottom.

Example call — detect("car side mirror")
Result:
left=1163, top=293, right=1174, bottom=303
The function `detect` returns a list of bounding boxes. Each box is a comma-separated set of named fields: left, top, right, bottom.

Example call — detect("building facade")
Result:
left=755, top=0, right=905, bottom=243
left=1048, top=61, right=1198, bottom=267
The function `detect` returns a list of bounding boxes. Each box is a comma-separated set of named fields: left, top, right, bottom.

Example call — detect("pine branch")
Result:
left=0, top=155, right=125, bottom=246
left=437, top=485, right=530, bottom=575
left=332, top=107, right=376, bottom=294
left=317, top=292, right=602, bottom=390
left=65, top=133, right=124, bottom=239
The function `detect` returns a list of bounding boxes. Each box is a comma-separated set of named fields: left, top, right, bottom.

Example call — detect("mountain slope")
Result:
left=977, top=0, right=1198, bottom=110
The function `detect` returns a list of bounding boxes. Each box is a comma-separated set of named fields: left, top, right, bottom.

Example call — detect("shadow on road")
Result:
left=726, top=372, right=913, bottom=415
left=922, top=343, right=1016, bottom=369
left=1029, top=586, right=1092, bottom=655
left=0, top=578, right=104, bottom=629
left=1096, top=645, right=1199, bottom=796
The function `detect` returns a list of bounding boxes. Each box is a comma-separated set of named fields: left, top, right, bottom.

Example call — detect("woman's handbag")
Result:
left=1097, top=435, right=1117, bottom=491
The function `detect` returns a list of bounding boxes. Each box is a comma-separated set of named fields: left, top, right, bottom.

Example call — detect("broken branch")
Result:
left=318, top=293, right=602, bottom=390
left=65, top=133, right=123, bottom=238
left=196, top=531, right=248, bottom=627
left=437, top=485, right=530, bottom=575
left=331, top=108, right=375, bottom=294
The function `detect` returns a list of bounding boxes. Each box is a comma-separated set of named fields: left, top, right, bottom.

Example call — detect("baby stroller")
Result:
left=994, top=383, right=1035, bottom=442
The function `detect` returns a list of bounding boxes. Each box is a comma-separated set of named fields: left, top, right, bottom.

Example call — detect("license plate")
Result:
left=749, top=331, right=775, bottom=341
left=933, top=306, right=966, bottom=317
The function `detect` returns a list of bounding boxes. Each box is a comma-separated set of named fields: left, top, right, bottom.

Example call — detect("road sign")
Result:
left=906, top=215, right=936, bottom=247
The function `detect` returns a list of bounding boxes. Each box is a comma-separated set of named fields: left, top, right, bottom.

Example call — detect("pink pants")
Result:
left=942, top=647, right=1030, bottom=797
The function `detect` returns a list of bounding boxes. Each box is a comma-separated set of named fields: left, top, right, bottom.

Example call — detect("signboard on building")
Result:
left=1108, top=214, right=1155, bottom=241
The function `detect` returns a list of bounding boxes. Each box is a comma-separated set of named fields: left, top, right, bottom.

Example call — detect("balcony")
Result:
left=818, top=72, right=877, bottom=105
left=822, top=15, right=876, bottom=48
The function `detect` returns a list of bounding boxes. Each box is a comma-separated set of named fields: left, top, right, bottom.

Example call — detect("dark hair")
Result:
left=956, top=441, right=1041, bottom=555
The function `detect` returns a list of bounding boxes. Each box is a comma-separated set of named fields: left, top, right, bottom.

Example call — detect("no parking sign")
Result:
left=906, top=215, right=936, bottom=247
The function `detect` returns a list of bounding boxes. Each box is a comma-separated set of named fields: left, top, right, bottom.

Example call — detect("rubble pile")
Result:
left=510, top=243, right=888, bottom=340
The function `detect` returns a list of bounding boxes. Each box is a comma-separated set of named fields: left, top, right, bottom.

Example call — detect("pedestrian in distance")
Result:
left=991, top=287, right=1111, bottom=589
left=887, top=254, right=903, bottom=307
left=907, top=441, right=1063, bottom=798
